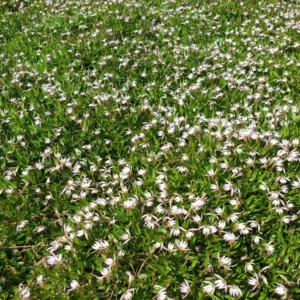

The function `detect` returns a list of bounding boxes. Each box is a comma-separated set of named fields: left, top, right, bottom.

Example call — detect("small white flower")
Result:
left=200, top=225, right=210, bottom=236
left=265, top=242, right=275, bottom=255
left=203, top=282, right=215, bottom=294
left=125, top=271, right=134, bottom=284
left=34, top=225, right=45, bottom=233
left=156, top=288, right=168, bottom=300
left=102, top=267, right=111, bottom=276
left=120, top=288, right=135, bottom=300
left=176, top=240, right=190, bottom=251
left=105, top=258, right=115, bottom=266
left=217, top=253, right=232, bottom=270
left=36, top=275, right=43, bottom=286
left=245, top=262, right=254, bottom=272
left=67, top=280, right=79, bottom=292
left=16, top=220, right=28, bottom=232
left=248, top=273, right=260, bottom=291
left=154, top=242, right=164, bottom=250
left=20, top=287, right=30, bottom=299
left=223, top=180, right=239, bottom=196
left=138, top=168, right=146, bottom=176
left=186, top=229, right=197, bottom=239
left=223, top=232, right=237, bottom=242
left=46, top=254, right=62, bottom=266
left=92, top=240, right=109, bottom=252
left=165, top=242, right=175, bottom=252
left=228, top=285, right=242, bottom=297
left=214, top=274, right=227, bottom=292
left=227, top=213, right=240, bottom=222
left=252, top=235, right=262, bottom=244
left=207, top=169, right=216, bottom=177
left=274, top=284, right=288, bottom=299
left=218, top=220, right=226, bottom=230
left=180, top=280, right=191, bottom=298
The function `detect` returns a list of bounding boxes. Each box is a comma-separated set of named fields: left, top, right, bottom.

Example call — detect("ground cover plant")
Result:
left=0, top=0, right=300, bottom=299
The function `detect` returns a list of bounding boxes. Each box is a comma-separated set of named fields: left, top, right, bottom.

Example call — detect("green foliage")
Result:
left=0, top=0, right=300, bottom=299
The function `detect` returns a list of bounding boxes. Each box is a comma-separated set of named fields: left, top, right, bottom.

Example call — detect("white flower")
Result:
left=229, top=198, right=239, bottom=207
left=67, top=280, right=79, bottom=292
left=248, top=273, right=260, bottom=291
left=122, top=166, right=131, bottom=174
left=245, top=262, right=254, bottom=272
left=186, top=229, right=197, bottom=239
left=228, top=285, right=242, bottom=297
left=223, top=232, right=237, bottom=242
left=165, top=242, right=175, bottom=252
left=125, top=271, right=134, bottom=284
left=170, top=226, right=181, bottom=236
left=203, top=282, right=215, bottom=294
left=217, top=253, right=232, bottom=270
left=259, top=182, right=269, bottom=191
left=207, top=169, right=216, bottom=177
left=154, top=242, right=164, bottom=250
left=211, top=182, right=219, bottom=191
left=102, top=267, right=111, bottom=277
left=46, top=254, right=62, bottom=265
left=92, top=240, right=109, bottom=252
left=176, top=240, right=190, bottom=251
left=156, top=288, right=168, bottom=300
left=34, top=225, right=45, bottom=233
left=223, top=180, right=239, bottom=196
left=252, top=235, right=262, bottom=244
left=124, top=198, right=138, bottom=210
left=281, top=216, right=290, bottom=224
left=138, top=168, right=146, bottom=176
left=105, top=258, right=115, bottom=266
left=214, top=275, right=227, bottom=292
left=16, top=220, right=28, bottom=232
left=36, top=275, right=43, bottom=286
left=200, top=225, right=210, bottom=236
left=227, top=213, right=240, bottom=222
left=292, top=177, right=300, bottom=188
left=180, top=280, right=191, bottom=298
left=274, top=284, right=288, bottom=299
left=193, top=214, right=202, bottom=223
left=209, top=226, right=217, bottom=234
left=265, top=242, right=275, bottom=255
left=120, top=288, right=135, bottom=300
left=248, top=220, right=260, bottom=231
left=20, top=287, right=30, bottom=299
left=181, top=154, right=189, bottom=161
left=218, top=220, right=226, bottom=230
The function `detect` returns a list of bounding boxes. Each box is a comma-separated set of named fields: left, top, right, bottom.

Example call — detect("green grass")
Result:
left=0, top=0, right=300, bottom=299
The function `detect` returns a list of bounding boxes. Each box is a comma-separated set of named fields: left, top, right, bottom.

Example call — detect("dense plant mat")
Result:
left=0, top=0, right=300, bottom=299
